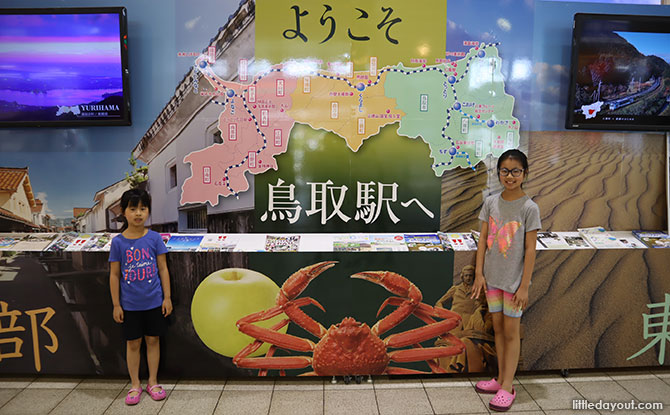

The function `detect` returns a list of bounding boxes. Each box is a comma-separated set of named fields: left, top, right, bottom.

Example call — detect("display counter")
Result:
left=1, top=236, right=668, bottom=377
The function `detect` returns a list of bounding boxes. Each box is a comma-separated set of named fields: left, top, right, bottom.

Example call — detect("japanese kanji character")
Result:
left=628, top=293, right=670, bottom=365
left=260, top=178, right=303, bottom=224
left=0, top=301, right=25, bottom=362
left=25, top=308, right=58, bottom=372
left=355, top=181, right=400, bottom=224
left=305, top=180, right=351, bottom=225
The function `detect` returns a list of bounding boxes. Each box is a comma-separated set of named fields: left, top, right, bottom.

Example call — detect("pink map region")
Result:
left=181, top=69, right=297, bottom=205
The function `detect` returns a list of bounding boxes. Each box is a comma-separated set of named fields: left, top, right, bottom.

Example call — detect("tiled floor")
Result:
left=1, top=369, right=669, bottom=414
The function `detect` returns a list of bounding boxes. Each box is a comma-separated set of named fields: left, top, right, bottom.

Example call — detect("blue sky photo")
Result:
left=614, top=32, right=670, bottom=64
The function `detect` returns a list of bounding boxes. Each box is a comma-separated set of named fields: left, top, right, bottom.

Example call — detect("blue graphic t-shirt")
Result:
left=109, top=230, right=168, bottom=311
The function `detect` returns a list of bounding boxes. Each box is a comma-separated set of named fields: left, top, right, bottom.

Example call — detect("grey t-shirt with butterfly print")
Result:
left=478, top=193, right=541, bottom=294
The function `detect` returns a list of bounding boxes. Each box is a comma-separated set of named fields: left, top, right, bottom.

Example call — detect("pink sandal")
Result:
left=124, top=387, right=142, bottom=405
left=146, top=384, right=166, bottom=401
left=475, top=378, right=502, bottom=394
left=489, top=387, right=516, bottom=412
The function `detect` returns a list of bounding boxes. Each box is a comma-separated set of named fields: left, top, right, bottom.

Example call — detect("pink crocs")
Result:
left=124, top=387, right=142, bottom=405
left=474, top=378, right=502, bottom=394
left=146, top=384, right=166, bottom=401
left=489, top=387, right=516, bottom=412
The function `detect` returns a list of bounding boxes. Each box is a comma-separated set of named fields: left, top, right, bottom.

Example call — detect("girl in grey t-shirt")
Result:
left=471, top=149, right=541, bottom=412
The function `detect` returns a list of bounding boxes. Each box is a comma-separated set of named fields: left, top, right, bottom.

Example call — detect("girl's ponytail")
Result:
left=118, top=215, right=129, bottom=232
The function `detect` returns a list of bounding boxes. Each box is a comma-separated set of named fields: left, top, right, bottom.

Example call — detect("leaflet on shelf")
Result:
left=438, top=232, right=476, bottom=251
left=404, top=233, right=444, bottom=251
left=265, top=235, right=301, bottom=252
left=0, top=236, right=18, bottom=250
left=197, top=234, right=239, bottom=252
left=44, top=232, right=79, bottom=252
left=64, top=233, right=94, bottom=251
left=7, top=233, right=57, bottom=251
left=577, top=227, right=626, bottom=249
left=80, top=233, right=115, bottom=251
left=616, top=236, right=647, bottom=249
left=333, top=234, right=371, bottom=252
left=537, top=232, right=571, bottom=249
left=159, top=233, right=171, bottom=246
left=165, top=234, right=204, bottom=252
left=560, top=232, right=594, bottom=249
left=632, top=230, right=670, bottom=248
left=369, top=234, right=409, bottom=251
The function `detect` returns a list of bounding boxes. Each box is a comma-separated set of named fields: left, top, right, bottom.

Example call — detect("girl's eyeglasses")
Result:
left=499, top=168, right=524, bottom=177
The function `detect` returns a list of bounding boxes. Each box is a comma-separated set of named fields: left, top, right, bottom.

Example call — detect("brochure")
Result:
left=166, top=234, right=204, bottom=252
left=81, top=233, right=115, bottom=251
left=560, top=232, right=594, bottom=249
left=333, top=234, right=371, bottom=252
left=159, top=233, right=172, bottom=246
left=65, top=233, right=95, bottom=251
left=439, top=232, right=476, bottom=251
left=0, top=234, right=24, bottom=250
left=101, top=234, right=116, bottom=251
left=537, top=232, right=571, bottom=249
left=617, top=236, right=647, bottom=249
left=198, top=234, right=238, bottom=252
left=45, top=232, right=79, bottom=252
left=632, top=230, right=670, bottom=248
left=578, top=227, right=626, bottom=249
left=403, top=233, right=444, bottom=251
left=265, top=235, right=301, bottom=252
left=10, top=233, right=58, bottom=251
left=369, top=234, right=408, bottom=251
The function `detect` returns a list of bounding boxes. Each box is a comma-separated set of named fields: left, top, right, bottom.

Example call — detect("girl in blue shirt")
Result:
left=109, top=188, right=172, bottom=405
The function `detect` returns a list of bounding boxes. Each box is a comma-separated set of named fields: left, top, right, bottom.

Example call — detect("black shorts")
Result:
left=122, top=306, right=168, bottom=340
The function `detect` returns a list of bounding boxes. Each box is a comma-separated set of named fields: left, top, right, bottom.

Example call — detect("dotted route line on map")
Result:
left=200, top=65, right=282, bottom=196
left=194, top=42, right=500, bottom=188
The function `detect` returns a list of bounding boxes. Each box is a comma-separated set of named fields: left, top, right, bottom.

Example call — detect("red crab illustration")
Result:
left=233, top=261, right=465, bottom=376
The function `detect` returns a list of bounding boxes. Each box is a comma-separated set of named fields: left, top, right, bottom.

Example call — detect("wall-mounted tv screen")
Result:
left=0, top=7, right=130, bottom=127
left=566, top=13, right=670, bottom=132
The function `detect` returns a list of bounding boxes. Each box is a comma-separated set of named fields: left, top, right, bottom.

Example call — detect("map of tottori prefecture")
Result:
left=181, top=43, right=519, bottom=205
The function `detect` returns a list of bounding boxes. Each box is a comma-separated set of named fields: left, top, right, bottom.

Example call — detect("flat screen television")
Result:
left=565, top=13, right=670, bottom=132
left=0, top=7, right=130, bottom=127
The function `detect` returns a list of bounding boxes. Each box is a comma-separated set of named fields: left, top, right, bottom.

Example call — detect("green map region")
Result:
left=385, top=43, right=520, bottom=175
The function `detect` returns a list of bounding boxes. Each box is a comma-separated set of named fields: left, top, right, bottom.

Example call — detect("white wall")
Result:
left=147, top=138, right=180, bottom=225
left=147, top=20, right=256, bottom=227
left=0, top=178, right=33, bottom=221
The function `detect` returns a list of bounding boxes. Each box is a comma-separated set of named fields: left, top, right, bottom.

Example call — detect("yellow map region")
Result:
left=289, top=71, right=405, bottom=151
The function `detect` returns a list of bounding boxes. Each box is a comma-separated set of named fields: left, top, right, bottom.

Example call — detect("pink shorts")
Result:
left=486, top=285, right=523, bottom=318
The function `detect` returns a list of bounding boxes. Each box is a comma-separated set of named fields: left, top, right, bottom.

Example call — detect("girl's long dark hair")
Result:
left=118, top=188, right=152, bottom=232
